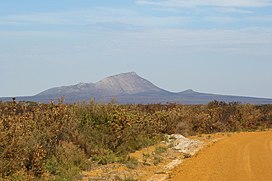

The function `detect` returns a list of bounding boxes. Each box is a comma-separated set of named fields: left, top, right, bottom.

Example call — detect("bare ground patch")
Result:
left=79, top=133, right=227, bottom=181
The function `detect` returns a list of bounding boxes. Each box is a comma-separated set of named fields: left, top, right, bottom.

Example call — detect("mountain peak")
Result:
left=123, top=71, right=137, bottom=75
left=95, top=72, right=164, bottom=95
left=109, top=71, right=139, bottom=78
left=180, top=89, right=197, bottom=94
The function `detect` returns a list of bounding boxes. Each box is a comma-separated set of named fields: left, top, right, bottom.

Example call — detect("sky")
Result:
left=0, top=0, right=272, bottom=98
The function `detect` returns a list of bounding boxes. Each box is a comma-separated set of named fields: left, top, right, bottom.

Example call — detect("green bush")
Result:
left=45, top=141, right=90, bottom=180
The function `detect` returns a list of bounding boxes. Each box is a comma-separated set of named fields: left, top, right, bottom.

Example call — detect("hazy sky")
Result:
left=1, top=0, right=272, bottom=98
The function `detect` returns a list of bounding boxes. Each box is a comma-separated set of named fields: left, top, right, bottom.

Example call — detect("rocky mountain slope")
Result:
left=37, top=72, right=166, bottom=97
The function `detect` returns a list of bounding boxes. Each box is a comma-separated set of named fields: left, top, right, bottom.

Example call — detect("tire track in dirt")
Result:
left=171, top=131, right=272, bottom=181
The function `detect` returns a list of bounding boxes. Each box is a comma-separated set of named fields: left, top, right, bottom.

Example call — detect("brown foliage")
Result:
left=0, top=99, right=271, bottom=180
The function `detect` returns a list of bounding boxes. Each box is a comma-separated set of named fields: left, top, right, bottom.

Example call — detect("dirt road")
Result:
left=171, top=131, right=272, bottom=181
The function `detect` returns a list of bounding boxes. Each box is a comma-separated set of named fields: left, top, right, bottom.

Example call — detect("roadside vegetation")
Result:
left=0, top=99, right=272, bottom=180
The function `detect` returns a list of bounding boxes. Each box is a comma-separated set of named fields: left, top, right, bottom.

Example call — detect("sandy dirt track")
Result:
left=171, top=131, right=272, bottom=181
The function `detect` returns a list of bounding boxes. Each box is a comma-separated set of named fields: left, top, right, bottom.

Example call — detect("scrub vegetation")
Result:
left=0, top=99, right=272, bottom=180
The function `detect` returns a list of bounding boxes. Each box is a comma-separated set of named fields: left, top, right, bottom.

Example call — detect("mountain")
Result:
left=34, top=72, right=169, bottom=102
left=1, top=72, right=272, bottom=104
left=37, top=72, right=165, bottom=97
left=93, top=71, right=166, bottom=95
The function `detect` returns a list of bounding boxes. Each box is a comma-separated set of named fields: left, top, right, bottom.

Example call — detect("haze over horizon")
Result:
left=1, top=0, right=272, bottom=98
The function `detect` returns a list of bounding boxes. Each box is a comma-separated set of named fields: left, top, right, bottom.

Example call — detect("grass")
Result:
left=155, top=146, right=167, bottom=154
left=124, top=157, right=139, bottom=169
left=142, top=153, right=151, bottom=164
left=153, top=156, right=162, bottom=165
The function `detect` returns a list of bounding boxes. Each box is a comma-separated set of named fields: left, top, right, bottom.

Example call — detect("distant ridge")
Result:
left=1, top=72, right=272, bottom=104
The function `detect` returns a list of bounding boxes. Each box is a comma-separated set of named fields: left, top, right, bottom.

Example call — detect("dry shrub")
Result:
left=45, top=141, right=89, bottom=180
left=0, top=99, right=272, bottom=180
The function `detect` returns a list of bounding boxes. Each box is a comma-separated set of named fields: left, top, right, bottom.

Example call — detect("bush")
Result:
left=1, top=99, right=271, bottom=180
left=45, top=141, right=89, bottom=180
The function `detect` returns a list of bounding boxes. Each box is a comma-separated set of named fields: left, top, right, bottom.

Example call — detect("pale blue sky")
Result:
left=1, top=0, right=272, bottom=98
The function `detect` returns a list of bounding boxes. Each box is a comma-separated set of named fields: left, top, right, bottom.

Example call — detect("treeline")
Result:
left=0, top=100, right=271, bottom=180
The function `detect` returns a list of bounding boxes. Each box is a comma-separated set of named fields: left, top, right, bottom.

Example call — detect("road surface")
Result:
left=171, top=131, right=272, bottom=181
